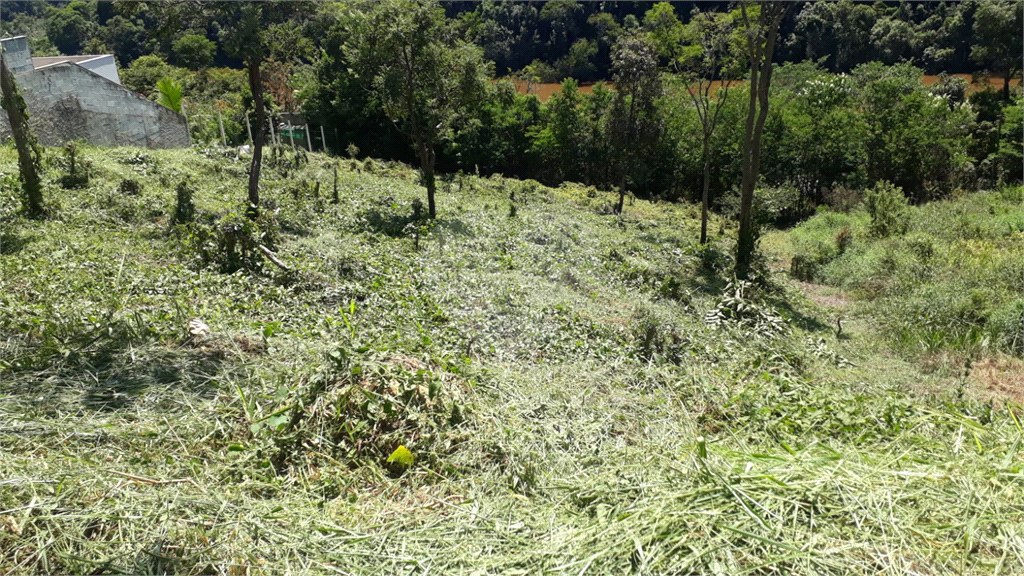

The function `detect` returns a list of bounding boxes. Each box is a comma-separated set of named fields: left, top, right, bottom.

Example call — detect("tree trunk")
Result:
left=700, top=149, right=711, bottom=245
left=736, top=60, right=761, bottom=278
left=615, top=173, right=626, bottom=215
left=417, top=143, right=437, bottom=219
left=736, top=3, right=787, bottom=279
left=246, top=58, right=265, bottom=219
left=0, top=52, right=43, bottom=217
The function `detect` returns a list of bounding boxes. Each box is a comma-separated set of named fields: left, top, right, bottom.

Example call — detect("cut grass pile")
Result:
left=1, top=144, right=1022, bottom=575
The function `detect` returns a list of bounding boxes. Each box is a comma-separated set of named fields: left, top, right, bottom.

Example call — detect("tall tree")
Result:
left=218, top=4, right=270, bottom=218
left=648, top=3, right=740, bottom=244
left=44, top=2, right=96, bottom=56
left=792, top=0, right=877, bottom=73
left=0, top=48, right=44, bottom=217
left=971, top=0, right=1023, bottom=101
left=608, top=34, right=662, bottom=215
left=735, top=2, right=790, bottom=278
left=348, top=0, right=491, bottom=219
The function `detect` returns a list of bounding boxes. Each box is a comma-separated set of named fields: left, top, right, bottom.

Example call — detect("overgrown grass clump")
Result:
left=1, top=144, right=1021, bottom=575
left=778, top=184, right=1024, bottom=356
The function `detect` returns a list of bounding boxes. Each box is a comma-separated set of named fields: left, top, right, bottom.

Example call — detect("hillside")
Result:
left=1, top=145, right=1022, bottom=575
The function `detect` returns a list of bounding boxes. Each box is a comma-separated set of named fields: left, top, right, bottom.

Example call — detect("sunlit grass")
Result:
left=1, top=144, right=1021, bottom=575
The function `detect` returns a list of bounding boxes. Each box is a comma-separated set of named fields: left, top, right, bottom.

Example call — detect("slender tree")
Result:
left=219, top=4, right=268, bottom=219
left=0, top=49, right=44, bottom=217
left=735, top=2, right=790, bottom=278
left=647, top=4, right=740, bottom=244
left=609, top=34, right=661, bottom=215
left=348, top=1, right=491, bottom=219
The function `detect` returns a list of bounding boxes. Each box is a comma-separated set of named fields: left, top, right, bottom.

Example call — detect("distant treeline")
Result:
left=307, top=63, right=1021, bottom=214
left=2, top=1, right=1016, bottom=78
left=3, top=0, right=1021, bottom=212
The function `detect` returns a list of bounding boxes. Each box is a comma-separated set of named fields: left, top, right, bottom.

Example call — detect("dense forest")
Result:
left=2, top=0, right=1021, bottom=206
left=1, top=2, right=1023, bottom=574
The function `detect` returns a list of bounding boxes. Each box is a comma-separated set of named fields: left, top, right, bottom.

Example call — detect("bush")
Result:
left=989, top=299, right=1024, bottom=356
left=58, top=142, right=90, bottom=190
left=864, top=180, right=909, bottom=238
left=789, top=254, right=818, bottom=282
left=835, top=225, right=852, bottom=255
left=118, top=178, right=142, bottom=196
left=823, top=185, right=862, bottom=213
left=265, top=347, right=470, bottom=471
left=171, top=180, right=195, bottom=226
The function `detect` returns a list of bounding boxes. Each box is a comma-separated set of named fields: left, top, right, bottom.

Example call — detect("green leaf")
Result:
left=267, top=413, right=289, bottom=432
left=156, top=77, right=183, bottom=113
left=387, top=445, right=415, bottom=468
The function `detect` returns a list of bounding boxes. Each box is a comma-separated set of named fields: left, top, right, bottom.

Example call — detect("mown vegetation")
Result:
left=1, top=1, right=1022, bottom=574
left=1, top=142, right=1021, bottom=574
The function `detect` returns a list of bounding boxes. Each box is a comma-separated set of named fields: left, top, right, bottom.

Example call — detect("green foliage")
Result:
left=156, top=77, right=184, bottom=113
left=172, top=34, right=216, bottom=70
left=44, top=2, right=96, bottom=56
left=57, top=141, right=90, bottom=190
left=705, top=279, right=788, bottom=338
left=783, top=187, right=1024, bottom=356
left=856, top=63, right=974, bottom=201
left=117, top=177, right=142, bottom=196
left=170, top=180, right=195, bottom=225
left=1, top=144, right=1023, bottom=575
left=864, top=180, right=909, bottom=238
left=121, top=55, right=172, bottom=96
left=183, top=210, right=279, bottom=274
left=266, top=346, right=469, bottom=470
left=971, top=0, right=1024, bottom=95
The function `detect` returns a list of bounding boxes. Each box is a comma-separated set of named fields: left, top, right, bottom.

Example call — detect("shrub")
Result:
left=789, top=254, right=818, bottom=282
left=631, top=307, right=689, bottom=364
left=185, top=212, right=280, bottom=274
left=835, top=225, right=852, bottom=255
left=864, top=180, right=909, bottom=238
left=118, top=178, right=142, bottom=196
left=823, top=185, right=862, bottom=213
left=265, top=347, right=470, bottom=471
left=170, top=180, right=195, bottom=226
left=58, top=142, right=90, bottom=189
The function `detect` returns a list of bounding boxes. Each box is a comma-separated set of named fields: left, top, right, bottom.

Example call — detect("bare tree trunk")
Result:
left=736, top=61, right=760, bottom=277
left=700, top=148, right=711, bottom=245
left=616, top=173, right=627, bottom=215
left=246, top=58, right=265, bottom=219
left=0, top=52, right=43, bottom=217
left=417, top=143, right=437, bottom=219
left=736, top=2, right=787, bottom=279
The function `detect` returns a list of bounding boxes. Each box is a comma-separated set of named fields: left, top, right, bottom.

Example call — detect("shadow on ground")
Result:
left=2, top=339, right=237, bottom=413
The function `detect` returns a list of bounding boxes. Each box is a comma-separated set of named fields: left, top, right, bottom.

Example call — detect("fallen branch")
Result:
left=259, top=244, right=291, bottom=271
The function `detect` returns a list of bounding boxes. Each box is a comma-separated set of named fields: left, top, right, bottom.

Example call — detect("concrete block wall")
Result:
left=0, top=61, right=189, bottom=148
left=0, top=37, right=33, bottom=74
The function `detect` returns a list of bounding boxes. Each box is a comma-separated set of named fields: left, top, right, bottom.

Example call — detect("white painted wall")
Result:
left=77, top=55, right=120, bottom=85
